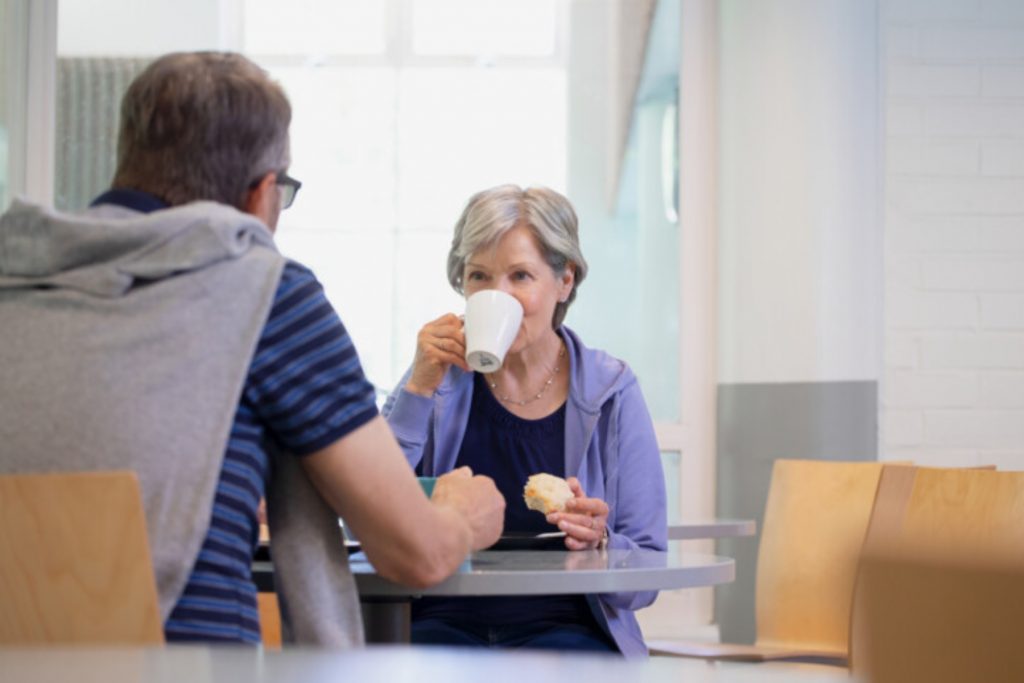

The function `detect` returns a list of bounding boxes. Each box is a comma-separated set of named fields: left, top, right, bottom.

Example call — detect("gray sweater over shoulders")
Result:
left=0, top=199, right=362, bottom=647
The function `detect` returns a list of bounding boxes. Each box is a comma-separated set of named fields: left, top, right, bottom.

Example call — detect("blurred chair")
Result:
left=649, top=459, right=890, bottom=665
left=857, top=548, right=1024, bottom=683
left=850, top=466, right=1024, bottom=672
left=0, top=471, right=163, bottom=645
left=257, top=593, right=282, bottom=648
left=893, top=466, right=1024, bottom=552
left=255, top=520, right=283, bottom=648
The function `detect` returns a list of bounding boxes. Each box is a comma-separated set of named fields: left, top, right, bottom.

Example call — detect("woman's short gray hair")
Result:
left=113, top=52, right=291, bottom=209
left=447, top=184, right=588, bottom=329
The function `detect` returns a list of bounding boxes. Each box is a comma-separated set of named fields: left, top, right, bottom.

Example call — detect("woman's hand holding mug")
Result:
left=406, top=313, right=470, bottom=397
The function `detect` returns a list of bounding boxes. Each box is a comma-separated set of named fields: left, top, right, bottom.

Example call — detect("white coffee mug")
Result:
left=463, top=290, right=524, bottom=373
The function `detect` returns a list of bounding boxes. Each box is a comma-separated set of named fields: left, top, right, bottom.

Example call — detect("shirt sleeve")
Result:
left=243, top=261, right=378, bottom=456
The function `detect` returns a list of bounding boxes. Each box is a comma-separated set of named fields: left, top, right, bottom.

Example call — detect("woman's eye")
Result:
left=467, top=271, right=486, bottom=281
left=513, top=271, right=532, bottom=281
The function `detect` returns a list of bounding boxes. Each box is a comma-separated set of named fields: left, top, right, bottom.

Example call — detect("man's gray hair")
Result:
left=447, top=184, right=588, bottom=329
left=112, top=52, right=291, bottom=209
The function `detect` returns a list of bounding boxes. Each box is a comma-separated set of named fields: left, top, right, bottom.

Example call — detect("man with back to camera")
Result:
left=0, top=51, right=504, bottom=644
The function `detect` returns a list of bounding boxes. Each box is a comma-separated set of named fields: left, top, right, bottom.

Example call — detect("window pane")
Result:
left=244, top=0, right=386, bottom=56
left=661, top=451, right=681, bottom=525
left=624, top=98, right=680, bottom=422
left=392, top=232, right=465, bottom=385
left=396, top=66, right=566, bottom=230
left=272, top=229, right=396, bottom=393
left=265, top=65, right=397, bottom=233
left=58, top=0, right=222, bottom=56
left=412, top=0, right=557, bottom=57
left=0, top=0, right=8, bottom=209
left=566, top=1, right=680, bottom=423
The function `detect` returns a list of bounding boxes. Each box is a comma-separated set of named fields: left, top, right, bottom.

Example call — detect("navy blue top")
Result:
left=412, top=372, right=594, bottom=626
left=93, top=190, right=379, bottom=642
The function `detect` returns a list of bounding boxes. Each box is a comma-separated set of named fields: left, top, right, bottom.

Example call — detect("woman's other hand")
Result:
left=405, top=313, right=470, bottom=397
left=546, top=477, right=609, bottom=550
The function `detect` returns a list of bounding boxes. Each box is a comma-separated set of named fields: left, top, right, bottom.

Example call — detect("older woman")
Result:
left=382, top=184, right=667, bottom=657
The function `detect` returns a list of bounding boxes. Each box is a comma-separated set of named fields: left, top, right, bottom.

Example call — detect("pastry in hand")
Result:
left=523, top=473, right=574, bottom=514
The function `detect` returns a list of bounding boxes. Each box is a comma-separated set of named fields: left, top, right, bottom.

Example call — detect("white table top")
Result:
left=0, top=645, right=859, bottom=683
left=668, top=519, right=757, bottom=540
left=349, top=547, right=735, bottom=597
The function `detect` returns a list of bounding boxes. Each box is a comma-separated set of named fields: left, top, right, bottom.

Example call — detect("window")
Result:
left=0, top=0, right=9, bottom=209
left=244, top=0, right=568, bottom=393
left=51, top=3, right=695, bottom=530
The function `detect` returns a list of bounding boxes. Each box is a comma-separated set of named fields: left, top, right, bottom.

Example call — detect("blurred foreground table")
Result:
left=0, top=645, right=858, bottom=683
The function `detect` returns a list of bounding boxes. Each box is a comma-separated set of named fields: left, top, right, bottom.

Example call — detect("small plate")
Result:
left=487, top=531, right=567, bottom=551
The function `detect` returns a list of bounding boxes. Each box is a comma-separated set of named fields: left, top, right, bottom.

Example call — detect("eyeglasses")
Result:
left=275, top=171, right=302, bottom=209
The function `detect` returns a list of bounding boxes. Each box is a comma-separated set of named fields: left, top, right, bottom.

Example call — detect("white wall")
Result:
left=717, top=0, right=882, bottom=385
left=881, top=0, right=1024, bottom=469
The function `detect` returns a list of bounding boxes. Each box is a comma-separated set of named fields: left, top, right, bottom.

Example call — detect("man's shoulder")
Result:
left=280, top=259, right=317, bottom=283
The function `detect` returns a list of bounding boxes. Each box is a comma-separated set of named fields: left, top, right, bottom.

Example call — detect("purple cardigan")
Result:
left=382, top=326, right=668, bottom=658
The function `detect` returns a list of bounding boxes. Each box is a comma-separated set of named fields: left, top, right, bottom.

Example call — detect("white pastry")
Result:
left=523, top=473, right=574, bottom=514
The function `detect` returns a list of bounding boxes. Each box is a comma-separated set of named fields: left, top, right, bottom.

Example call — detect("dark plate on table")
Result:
left=487, top=531, right=567, bottom=551
left=256, top=540, right=362, bottom=558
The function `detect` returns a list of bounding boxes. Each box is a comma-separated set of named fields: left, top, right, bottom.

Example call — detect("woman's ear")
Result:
left=559, top=263, right=576, bottom=302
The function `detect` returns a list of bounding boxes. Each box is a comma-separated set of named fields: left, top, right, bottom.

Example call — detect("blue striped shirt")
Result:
left=162, top=262, right=377, bottom=642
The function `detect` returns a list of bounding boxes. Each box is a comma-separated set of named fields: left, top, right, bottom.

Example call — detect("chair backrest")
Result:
left=0, top=471, right=163, bottom=644
left=859, top=463, right=918, bottom=551
left=850, top=466, right=1024, bottom=671
left=899, top=467, right=1024, bottom=553
left=754, top=459, right=887, bottom=654
left=857, top=548, right=1024, bottom=683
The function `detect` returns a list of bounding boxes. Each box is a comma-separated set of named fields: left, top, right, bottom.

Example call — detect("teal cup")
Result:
left=418, top=476, right=437, bottom=498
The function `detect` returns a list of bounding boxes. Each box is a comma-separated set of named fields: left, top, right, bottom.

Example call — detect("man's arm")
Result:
left=300, top=415, right=504, bottom=589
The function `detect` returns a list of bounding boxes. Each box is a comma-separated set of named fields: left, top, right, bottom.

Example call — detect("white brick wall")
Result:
left=882, top=0, right=1024, bottom=470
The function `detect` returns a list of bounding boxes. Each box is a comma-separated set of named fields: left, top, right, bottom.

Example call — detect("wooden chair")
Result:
left=850, top=466, right=1024, bottom=673
left=649, top=459, right=890, bottom=664
left=893, top=467, right=1024, bottom=553
left=254, top=518, right=284, bottom=648
left=857, top=548, right=1024, bottom=683
left=0, top=471, right=163, bottom=644
left=257, top=593, right=283, bottom=648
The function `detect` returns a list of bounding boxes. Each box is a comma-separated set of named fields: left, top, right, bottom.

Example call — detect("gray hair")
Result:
left=447, top=184, right=588, bottom=329
left=112, top=52, right=291, bottom=209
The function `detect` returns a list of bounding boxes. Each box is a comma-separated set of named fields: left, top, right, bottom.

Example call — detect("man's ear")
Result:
left=244, top=171, right=278, bottom=229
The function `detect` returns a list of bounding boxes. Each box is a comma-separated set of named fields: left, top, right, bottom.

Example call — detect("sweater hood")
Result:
left=560, top=325, right=635, bottom=416
left=0, top=198, right=277, bottom=297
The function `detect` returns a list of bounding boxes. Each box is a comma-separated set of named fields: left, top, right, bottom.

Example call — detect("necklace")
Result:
left=488, top=344, right=565, bottom=407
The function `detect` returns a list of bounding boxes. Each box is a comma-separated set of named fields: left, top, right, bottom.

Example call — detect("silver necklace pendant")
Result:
left=489, top=344, right=565, bottom=407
